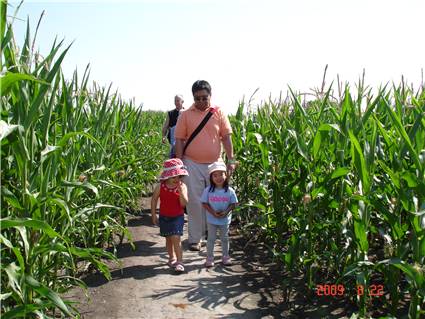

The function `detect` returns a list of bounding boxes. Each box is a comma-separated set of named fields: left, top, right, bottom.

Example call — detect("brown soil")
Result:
left=68, top=198, right=359, bottom=318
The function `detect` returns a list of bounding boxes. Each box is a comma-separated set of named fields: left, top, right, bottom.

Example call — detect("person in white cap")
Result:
left=151, top=158, right=189, bottom=272
left=201, top=161, right=238, bottom=267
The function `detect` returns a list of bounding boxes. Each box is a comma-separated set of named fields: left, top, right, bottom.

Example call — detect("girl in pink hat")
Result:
left=151, top=158, right=189, bottom=272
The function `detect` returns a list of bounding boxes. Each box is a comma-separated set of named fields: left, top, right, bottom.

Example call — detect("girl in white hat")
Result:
left=151, top=158, right=188, bottom=272
left=201, top=161, right=238, bottom=267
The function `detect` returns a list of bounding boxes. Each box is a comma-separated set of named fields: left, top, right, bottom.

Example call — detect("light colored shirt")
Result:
left=174, top=104, right=232, bottom=163
left=201, top=186, right=238, bottom=225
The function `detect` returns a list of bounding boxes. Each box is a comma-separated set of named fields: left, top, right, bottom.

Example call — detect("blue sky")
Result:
left=8, top=0, right=425, bottom=114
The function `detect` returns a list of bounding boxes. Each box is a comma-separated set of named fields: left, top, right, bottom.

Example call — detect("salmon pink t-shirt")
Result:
left=174, top=105, right=232, bottom=163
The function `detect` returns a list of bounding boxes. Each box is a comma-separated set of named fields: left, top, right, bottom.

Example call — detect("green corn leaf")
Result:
left=387, top=258, right=424, bottom=288
left=24, top=43, right=71, bottom=128
left=61, top=180, right=99, bottom=197
left=401, top=171, right=419, bottom=188
left=0, top=0, right=6, bottom=43
left=370, top=198, right=404, bottom=240
left=377, top=160, right=400, bottom=189
left=24, top=275, right=72, bottom=316
left=49, top=197, right=71, bottom=222
left=312, top=128, right=323, bottom=160
left=0, top=234, right=26, bottom=271
left=331, top=167, right=350, bottom=179
left=353, top=219, right=369, bottom=252
left=0, top=72, right=49, bottom=97
left=383, top=99, right=422, bottom=174
left=4, top=263, right=23, bottom=298
left=16, top=226, right=29, bottom=261
left=0, top=292, right=12, bottom=301
left=40, top=144, right=61, bottom=162
left=349, top=130, right=370, bottom=193
left=0, top=120, right=23, bottom=141
left=0, top=218, right=59, bottom=238
left=1, top=304, right=45, bottom=319
left=57, top=130, right=105, bottom=153
left=1, top=186, right=24, bottom=210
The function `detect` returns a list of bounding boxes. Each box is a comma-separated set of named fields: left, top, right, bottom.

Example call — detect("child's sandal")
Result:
left=167, top=259, right=177, bottom=268
left=175, top=262, right=185, bottom=272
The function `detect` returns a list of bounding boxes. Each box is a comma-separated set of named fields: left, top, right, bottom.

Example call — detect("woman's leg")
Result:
left=170, top=235, right=183, bottom=262
left=219, top=223, right=230, bottom=257
left=206, top=223, right=217, bottom=259
left=183, top=159, right=209, bottom=246
left=166, top=237, right=175, bottom=261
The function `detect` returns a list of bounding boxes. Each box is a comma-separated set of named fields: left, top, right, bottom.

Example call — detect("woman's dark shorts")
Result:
left=159, top=214, right=184, bottom=237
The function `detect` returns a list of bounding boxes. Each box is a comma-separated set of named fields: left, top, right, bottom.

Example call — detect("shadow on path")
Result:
left=76, top=210, right=362, bottom=318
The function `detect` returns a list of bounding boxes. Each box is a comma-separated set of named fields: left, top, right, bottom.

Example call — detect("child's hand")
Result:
left=215, top=211, right=226, bottom=218
left=177, top=180, right=187, bottom=193
left=152, top=217, right=158, bottom=226
left=178, top=181, right=189, bottom=206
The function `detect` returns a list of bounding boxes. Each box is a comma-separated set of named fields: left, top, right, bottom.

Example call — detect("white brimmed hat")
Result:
left=207, top=161, right=227, bottom=175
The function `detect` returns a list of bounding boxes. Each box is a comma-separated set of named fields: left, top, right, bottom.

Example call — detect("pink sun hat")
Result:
left=159, top=158, right=189, bottom=180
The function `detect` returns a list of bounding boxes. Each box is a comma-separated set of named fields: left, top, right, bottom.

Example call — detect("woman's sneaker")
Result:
left=189, top=243, right=201, bottom=251
left=205, top=257, right=214, bottom=268
left=175, top=262, right=185, bottom=273
left=222, top=256, right=232, bottom=266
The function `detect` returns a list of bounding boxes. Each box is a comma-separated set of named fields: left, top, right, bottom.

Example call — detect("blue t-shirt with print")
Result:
left=201, top=186, right=238, bottom=225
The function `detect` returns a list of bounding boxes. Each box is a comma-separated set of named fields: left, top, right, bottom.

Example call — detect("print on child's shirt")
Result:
left=201, top=187, right=238, bottom=226
left=209, top=196, right=230, bottom=203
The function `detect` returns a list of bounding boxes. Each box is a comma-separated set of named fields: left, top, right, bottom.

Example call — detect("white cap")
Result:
left=207, top=161, right=227, bottom=175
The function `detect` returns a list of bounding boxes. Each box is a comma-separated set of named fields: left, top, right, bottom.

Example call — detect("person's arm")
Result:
left=202, top=202, right=220, bottom=218
left=222, top=133, right=237, bottom=175
left=178, top=181, right=188, bottom=207
left=175, top=138, right=184, bottom=159
left=162, top=115, right=170, bottom=144
left=222, top=203, right=236, bottom=216
left=150, top=184, right=160, bottom=225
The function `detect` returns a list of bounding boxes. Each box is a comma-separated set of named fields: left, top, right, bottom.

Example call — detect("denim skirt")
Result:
left=159, top=214, right=184, bottom=237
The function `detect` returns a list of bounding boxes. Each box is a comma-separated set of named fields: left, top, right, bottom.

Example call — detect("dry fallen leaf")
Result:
left=171, top=303, right=189, bottom=309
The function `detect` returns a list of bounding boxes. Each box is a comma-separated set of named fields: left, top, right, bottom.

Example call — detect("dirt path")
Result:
left=70, top=199, right=288, bottom=319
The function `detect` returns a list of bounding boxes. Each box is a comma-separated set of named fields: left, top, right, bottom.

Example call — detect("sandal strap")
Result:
left=175, top=263, right=185, bottom=271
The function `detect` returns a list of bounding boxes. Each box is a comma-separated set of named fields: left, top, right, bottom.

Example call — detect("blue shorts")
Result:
left=159, top=215, right=184, bottom=237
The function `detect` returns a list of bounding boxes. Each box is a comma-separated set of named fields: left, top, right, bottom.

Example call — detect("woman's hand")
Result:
left=214, top=211, right=226, bottom=218
left=178, top=181, right=188, bottom=206
left=177, top=181, right=186, bottom=193
left=226, top=160, right=238, bottom=177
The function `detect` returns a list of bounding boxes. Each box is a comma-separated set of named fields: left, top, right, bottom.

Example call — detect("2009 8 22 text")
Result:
left=315, top=284, right=384, bottom=297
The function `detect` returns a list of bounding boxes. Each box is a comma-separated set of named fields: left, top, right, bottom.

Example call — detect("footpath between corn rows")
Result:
left=69, top=197, right=287, bottom=319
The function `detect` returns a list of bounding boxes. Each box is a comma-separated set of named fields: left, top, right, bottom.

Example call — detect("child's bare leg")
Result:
left=170, top=235, right=182, bottom=262
left=166, top=237, right=175, bottom=261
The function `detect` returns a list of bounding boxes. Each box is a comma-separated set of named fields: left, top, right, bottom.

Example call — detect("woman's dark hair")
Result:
left=192, top=80, right=211, bottom=95
left=209, top=173, right=229, bottom=192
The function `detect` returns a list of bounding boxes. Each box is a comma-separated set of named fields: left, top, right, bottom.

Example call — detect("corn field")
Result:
left=231, top=78, right=425, bottom=317
left=1, top=2, right=165, bottom=317
left=2, top=0, right=425, bottom=318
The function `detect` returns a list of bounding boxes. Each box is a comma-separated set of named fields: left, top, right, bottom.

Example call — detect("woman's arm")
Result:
left=202, top=203, right=220, bottom=217
left=223, top=203, right=236, bottom=216
left=178, top=182, right=188, bottom=207
left=162, top=115, right=170, bottom=144
left=222, top=134, right=237, bottom=175
left=175, top=138, right=184, bottom=159
left=150, top=184, right=160, bottom=225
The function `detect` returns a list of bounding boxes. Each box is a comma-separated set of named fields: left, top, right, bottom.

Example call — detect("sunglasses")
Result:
left=194, top=95, right=209, bottom=102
